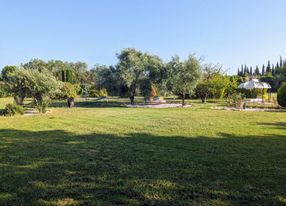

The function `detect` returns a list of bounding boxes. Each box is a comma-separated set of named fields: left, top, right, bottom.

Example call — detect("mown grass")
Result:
left=0, top=97, right=286, bottom=205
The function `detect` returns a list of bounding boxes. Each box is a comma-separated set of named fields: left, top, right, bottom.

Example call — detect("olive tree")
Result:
left=117, top=48, right=147, bottom=104
left=4, top=68, right=60, bottom=112
left=168, top=55, right=201, bottom=105
left=2, top=66, right=30, bottom=105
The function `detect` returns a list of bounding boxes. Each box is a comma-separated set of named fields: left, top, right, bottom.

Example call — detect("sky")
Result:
left=0, top=0, right=286, bottom=74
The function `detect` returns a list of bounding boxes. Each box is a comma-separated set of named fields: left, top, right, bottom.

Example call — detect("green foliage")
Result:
left=277, top=83, right=286, bottom=107
left=168, top=55, right=201, bottom=105
left=22, top=59, right=48, bottom=71
left=195, top=82, right=209, bottom=103
left=1, top=65, right=17, bottom=82
left=195, top=65, right=238, bottom=103
left=4, top=68, right=61, bottom=112
left=0, top=103, right=24, bottom=116
left=117, top=48, right=147, bottom=104
left=208, top=74, right=231, bottom=98
left=33, top=97, right=50, bottom=113
left=61, top=69, right=74, bottom=83
left=0, top=82, right=8, bottom=97
left=93, top=65, right=121, bottom=96
left=228, top=92, right=244, bottom=106
left=3, top=67, right=32, bottom=105
left=89, top=88, right=108, bottom=97
left=237, top=57, right=286, bottom=92
left=59, top=82, right=79, bottom=99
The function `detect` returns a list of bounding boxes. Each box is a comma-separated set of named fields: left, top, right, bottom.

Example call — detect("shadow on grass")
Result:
left=0, top=129, right=286, bottom=205
left=257, top=122, right=286, bottom=130
left=50, top=100, right=126, bottom=108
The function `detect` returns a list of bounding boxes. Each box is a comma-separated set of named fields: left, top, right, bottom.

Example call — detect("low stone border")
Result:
left=214, top=106, right=286, bottom=112
left=126, top=103, right=192, bottom=108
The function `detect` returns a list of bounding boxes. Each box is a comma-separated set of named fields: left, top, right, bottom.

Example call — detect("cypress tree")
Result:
left=250, top=66, right=253, bottom=75
left=66, top=69, right=73, bottom=83
left=262, top=64, right=265, bottom=76
left=266, top=61, right=271, bottom=73
left=255, top=66, right=260, bottom=75
left=243, top=64, right=247, bottom=76
left=241, top=65, right=244, bottom=76
left=280, top=56, right=283, bottom=67
left=271, top=64, right=275, bottom=76
left=61, top=70, right=66, bottom=82
left=275, top=63, right=280, bottom=75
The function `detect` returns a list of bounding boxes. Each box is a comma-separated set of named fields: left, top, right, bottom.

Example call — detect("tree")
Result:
left=262, top=64, right=265, bottom=76
left=266, top=61, right=271, bottom=73
left=1, top=66, right=17, bottom=82
left=3, top=67, right=31, bottom=105
left=243, top=65, right=247, bottom=76
left=254, top=66, right=260, bottom=75
left=59, top=82, right=79, bottom=108
left=22, top=59, right=48, bottom=72
left=195, top=64, right=220, bottom=103
left=93, top=65, right=121, bottom=96
left=277, top=83, right=286, bottom=107
left=5, top=68, right=60, bottom=112
left=117, top=48, right=147, bottom=104
left=20, top=69, right=60, bottom=112
left=69, top=62, right=89, bottom=84
left=195, top=82, right=209, bottom=103
left=139, top=54, right=166, bottom=98
left=168, top=55, right=201, bottom=105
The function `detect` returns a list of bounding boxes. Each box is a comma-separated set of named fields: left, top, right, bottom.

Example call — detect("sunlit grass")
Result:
left=0, top=97, right=286, bottom=205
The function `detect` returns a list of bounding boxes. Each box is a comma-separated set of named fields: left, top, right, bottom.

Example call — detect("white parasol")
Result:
left=238, top=79, right=271, bottom=90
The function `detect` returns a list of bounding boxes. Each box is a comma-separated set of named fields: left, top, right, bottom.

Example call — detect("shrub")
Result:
left=277, top=83, right=286, bottom=107
left=59, top=83, right=79, bottom=99
left=0, top=103, right=24, bottom=116
left=228, top=92, right=244, bottom=106
left=0, top=81, right=9, bottom=97
left=89, top=88, right=108, bottom=97
left=33, top=97, right=50, bottom=113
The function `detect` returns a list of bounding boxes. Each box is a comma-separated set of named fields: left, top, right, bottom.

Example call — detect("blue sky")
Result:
left=0, top=0, right=285, bottom=74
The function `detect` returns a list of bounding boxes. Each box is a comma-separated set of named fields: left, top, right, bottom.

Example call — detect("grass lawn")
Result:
left=0, top=98, right=286, bottom=205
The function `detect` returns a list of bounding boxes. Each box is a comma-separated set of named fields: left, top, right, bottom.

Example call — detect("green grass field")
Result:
left=0, top=97, right=286, bottom=205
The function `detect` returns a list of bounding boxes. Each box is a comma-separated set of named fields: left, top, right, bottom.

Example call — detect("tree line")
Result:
left=237, top=57, right=286, bottom=91
left=0, top=48, right=266, bottom=113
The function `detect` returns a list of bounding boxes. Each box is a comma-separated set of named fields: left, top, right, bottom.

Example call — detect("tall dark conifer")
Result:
left=271, top=64, right=275, bottom=76
left=266, top=61, right=271, bottom=73
left=255, top=66, right=260, bottom=75
left=243, top=65, right=247, bottom=76
left=262, top=64, right=265, bottom=76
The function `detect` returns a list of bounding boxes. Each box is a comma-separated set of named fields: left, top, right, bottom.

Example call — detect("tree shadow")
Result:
left=0, top=129, right=286, bottom=205
left=257, top=122, right=286, bottom=130
left=50, top=100, right=126, bottom=108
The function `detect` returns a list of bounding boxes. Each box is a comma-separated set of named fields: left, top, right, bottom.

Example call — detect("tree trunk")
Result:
left=201, top=96, right=206, bottom=103
left=129, top=87, right=136, bottom=105
left=67, top=97, right=75, bottom=108
left=182, top=93, right=185, bottom=106
left=14, top=96, right=24, bottom=105
left=129, top=96, right=135, bottom=105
